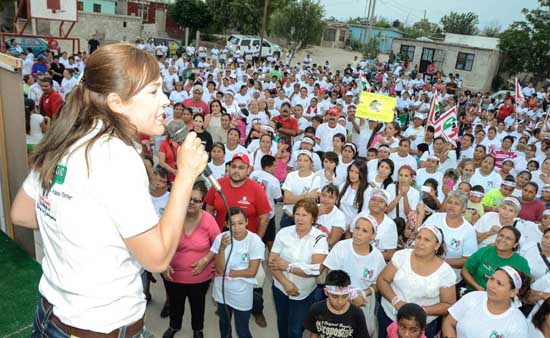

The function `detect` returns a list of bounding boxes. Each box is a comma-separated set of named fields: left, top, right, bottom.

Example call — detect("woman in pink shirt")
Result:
left=162, top=181, right=220, bottom=338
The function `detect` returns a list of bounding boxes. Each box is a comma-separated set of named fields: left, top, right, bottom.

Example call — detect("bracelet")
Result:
left=391, top=296, right=401, bottom=306
left=286, top=264, right=293, bottom=273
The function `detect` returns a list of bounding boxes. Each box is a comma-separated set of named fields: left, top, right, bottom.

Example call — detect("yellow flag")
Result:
left=356, top=92, right=397, bottom=122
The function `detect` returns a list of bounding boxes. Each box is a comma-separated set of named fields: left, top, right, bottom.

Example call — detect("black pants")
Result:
left=165, top=279, right=211, bottom=331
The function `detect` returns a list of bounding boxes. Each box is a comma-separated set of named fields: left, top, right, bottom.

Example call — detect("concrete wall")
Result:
left=392, top=38, right=501, bottom=92
left=444, top=33, right=500, bottom=50
left=49, top=12, right=142, bottom=51
left=350, top=25, right=403, bottom=53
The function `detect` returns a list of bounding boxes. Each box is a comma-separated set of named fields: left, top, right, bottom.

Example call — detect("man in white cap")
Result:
left=342, top=91, right=354, bottom=114
left=289, top=137, right=322, bottom=171
left=351, top=188, right=397, bottom=261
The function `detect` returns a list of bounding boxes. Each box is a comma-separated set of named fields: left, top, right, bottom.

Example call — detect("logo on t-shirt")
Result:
left=51, top=164, right=67, bottom=188
left=449, top=238, right=462, bottom=249
left=362, top=268, right=375, bottom=280
left=238, top=196, right=251, bottom=206
left=488, top=330, right=503, bottom=338
left=241, top=252, right=249, bottom=262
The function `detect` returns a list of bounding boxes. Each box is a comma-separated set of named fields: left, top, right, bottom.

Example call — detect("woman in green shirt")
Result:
left=461, top=226, right=531, bottom=291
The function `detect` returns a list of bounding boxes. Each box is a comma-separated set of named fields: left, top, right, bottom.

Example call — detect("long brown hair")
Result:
left=31, top=44, right=160, bottom=191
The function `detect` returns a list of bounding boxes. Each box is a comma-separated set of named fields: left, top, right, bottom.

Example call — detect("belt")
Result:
left=41, top=298, right=144, bottom=338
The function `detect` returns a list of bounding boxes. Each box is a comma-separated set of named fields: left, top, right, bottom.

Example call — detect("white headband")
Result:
left=419, top=224, right=443, bottom=243
left=428, top=155, right=440, bottom=162
left=325, top=285, right=352, bottom=295
left=544, top=209, right=550, bottom=216
left=343, top=142, right=357, bottom=154
left=469, top=191, right=484, bottom=198
left=502, top=180, right=516, bottom=188
left=502, top=197, right=521, bottom=209
left=357, top=214, right=378, bottom=231
left=499, top=266, right=522, bottom=289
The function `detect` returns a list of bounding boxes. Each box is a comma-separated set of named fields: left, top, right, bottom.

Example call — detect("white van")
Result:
left=225, top=34, right=282, bottom=58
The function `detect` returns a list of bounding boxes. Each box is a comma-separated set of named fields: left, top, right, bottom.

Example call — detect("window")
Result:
left=123, top=21, right=127, bottom=28
left=456, top=52, right=474, bottom=71
left=241, top=39, right=251, bottom=47
left=324, top=28, right=336, bottom=41
left=399, top=44, right=415, bottom=61
left=77, top=1, right=83, bottom=11
left=93, top=4, right=101, bottom=13
left=228, top=36, right=240, bottom=45
left=338, top=30, right=345, bottom=41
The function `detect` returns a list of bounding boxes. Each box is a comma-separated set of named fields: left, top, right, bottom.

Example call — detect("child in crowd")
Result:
left=386, top=303, right=427, bottom=338
left=465, top=185, right=485, bottom=224
left=304, top=270, right=370, bottom=338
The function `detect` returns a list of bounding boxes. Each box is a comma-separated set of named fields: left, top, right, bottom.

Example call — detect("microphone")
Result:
left=164, top=119, right=222, bottom=192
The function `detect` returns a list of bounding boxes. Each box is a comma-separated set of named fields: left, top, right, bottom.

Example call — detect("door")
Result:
left=419, top=47, right=434, bottom=74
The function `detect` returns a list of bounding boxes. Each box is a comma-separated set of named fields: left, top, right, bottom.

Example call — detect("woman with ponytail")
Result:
left=11, top=44, right=208, bottom=337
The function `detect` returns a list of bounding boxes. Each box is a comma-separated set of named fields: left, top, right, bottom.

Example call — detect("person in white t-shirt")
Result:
left=389, top=138, right=418, bottom=181
left=24, top=98, right=50, bottom=150
left=169, top=82, right=188, bottom=105
left=268, top=198, right=329, bottom=338
left=528, top=298, right=550, bottom=338
left=387, top=165, right=420, bottom=220
left=423, top=191, right=478, bottom=281
left=338, top=160, right=370, bottom=229
left=280, top=150, right=321, bottom=228
left=315, top=108, right=347, bottom=151
left=249, top=154, right=283, bottom=250
left=474, top=198, right=520, bottom=248
left=442, top=266, right=529, bottom=338
left=10, top=44, right=208, bottom=336
left=470, top=155, right=502, bottom=192
left=316, top=184, right=347, bottom=247
left=378, top=225, right=457, bottom=338
left=351, top=189, right=398, bottom=261
left=211, top=208, right=264, bottom=338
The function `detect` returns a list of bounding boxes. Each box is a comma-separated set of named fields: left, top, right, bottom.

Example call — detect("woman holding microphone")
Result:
left=11, top=44, right=209, bottom=338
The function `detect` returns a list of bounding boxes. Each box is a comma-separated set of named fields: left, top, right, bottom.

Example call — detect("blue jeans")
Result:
left=272, top=284, right=315, bottom=338
left=216, top=302, right=252, bottom=338
left=252, top=287, right=264, bottom=315
left=32, top=298, right=152, bottom=338
left=279, top=213, right=294, bottom=229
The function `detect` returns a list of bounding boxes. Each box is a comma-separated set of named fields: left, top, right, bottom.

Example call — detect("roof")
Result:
left=393, top=37, right=500, bottom=52
left=348, top=24, right=403, bottom=35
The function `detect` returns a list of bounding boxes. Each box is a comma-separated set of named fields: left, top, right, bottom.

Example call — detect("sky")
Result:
left=319, top=0, right=541, bottom=30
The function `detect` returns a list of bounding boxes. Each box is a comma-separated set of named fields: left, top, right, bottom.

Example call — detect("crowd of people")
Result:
left=12, top=37, right=550, bottom=338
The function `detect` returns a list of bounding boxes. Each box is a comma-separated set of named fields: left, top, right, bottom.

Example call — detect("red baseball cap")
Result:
left=231, top=153, right=250, bottom=165
left=327, top=108, right=340, bottom=116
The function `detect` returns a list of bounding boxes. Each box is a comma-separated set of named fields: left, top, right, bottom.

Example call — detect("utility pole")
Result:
left=423, top=10, right=427, bottom=20
left=259, top=0, right=270, bottom=60
left=366, top=0, right=376, bottom=45
left=361, top=0, right=372, bottom=45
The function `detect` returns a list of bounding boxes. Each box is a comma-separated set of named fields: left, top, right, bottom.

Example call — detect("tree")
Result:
left=270, top=0, right=325, bottom=59
left=440, top=11, right=479, bottom=35
left=168, top=0, right=212, bottom=38
left=205, top=0, right=288, bottom=35
left=481, top=20, right=502, bottom=37
left=499, top=0, right=550, bottom=80
left=412, top=19, right=439, bottom=36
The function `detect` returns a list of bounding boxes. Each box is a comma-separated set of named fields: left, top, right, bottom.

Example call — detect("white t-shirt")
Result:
left=208, top=161, right=225, bottom=180
left=381, top=249, right=456, bottom=323
left=282, top=170, right=321, bottom=215
left=323, top=239, right=386, bottom=290
left=415, top=168, right=443, bottom=187
left=22, top=127, right=158, bottom=332
left=223, top=144, right=248, bottom=163
left=151, top=191, right=170, bottom=217
left=423, top=212, right=478, bottom=279
left=272, top=226, right=329, bottom=300
left=474, top=212, right=505, bottom=247
left=523, top=243, right=550, bottom=281
left=249, top=170, right=282, bottom=220
left=351, top=213, right=398, bottom=251
left=516, top=220, right=543, bottom=255
left=169, top=90, right=188, bottom=104
left=316, top=206, right=347, bottom=233
left=211, top=231, right=265, bottom=311
left=386, top=184, right=420, bottom=220
left=315, top=123, right=347, bottom=151
left=27, top=113, right=45, bottom=145
left=449, top=291, right=529, bottom=338
left=470, top=169, right=503, bottom=192
left=388, top=153, right=418, bottom=181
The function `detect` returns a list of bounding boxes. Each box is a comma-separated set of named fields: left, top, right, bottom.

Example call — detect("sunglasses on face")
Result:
left=189, top=198, right=203, bottom=204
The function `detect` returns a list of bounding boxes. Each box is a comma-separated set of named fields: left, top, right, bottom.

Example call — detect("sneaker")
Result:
left=160, top=303, right=170, bottom=318
left=253, top=312, right=267, bottom=328
left=162, top=327, right=179, bottom=338
left=193, top=331, right=204, bottom=338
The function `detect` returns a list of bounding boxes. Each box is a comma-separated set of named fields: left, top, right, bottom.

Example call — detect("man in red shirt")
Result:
left=204, top=153, right=271, bottom=326
left=39, top=77, right=64, bottom=119
left=182, top=84, right=210, bottom=116
left=272, top=102, right=298, bottom=138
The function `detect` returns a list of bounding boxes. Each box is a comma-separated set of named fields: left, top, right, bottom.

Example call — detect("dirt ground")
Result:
left=292, top=45, right=363, bottom=71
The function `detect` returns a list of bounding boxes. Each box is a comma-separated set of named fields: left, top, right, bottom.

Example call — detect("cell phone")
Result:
left=421, top=186, right=432, bottom=193
left=446, top=180, right=455, bottom=189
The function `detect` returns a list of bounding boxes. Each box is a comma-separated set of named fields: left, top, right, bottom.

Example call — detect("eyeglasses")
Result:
left=189, top=198, right=203, bottom=204
left=231, top=165, right=247, bottom=170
